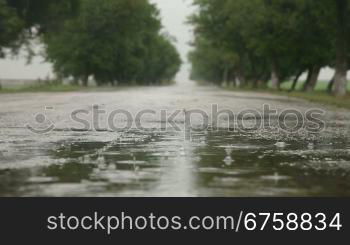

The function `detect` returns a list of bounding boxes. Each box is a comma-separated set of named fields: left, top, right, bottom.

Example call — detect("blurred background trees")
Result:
left=0, top=0, right=23, bottom=58
left=189, top=0, right=350, bottom=96
left=1, top=0, right=181, bottom=86
left=2, top=0, right=350, bottom=94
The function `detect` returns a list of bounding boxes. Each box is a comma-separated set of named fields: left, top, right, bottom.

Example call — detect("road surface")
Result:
left=0, top=82, right=349, bottom=196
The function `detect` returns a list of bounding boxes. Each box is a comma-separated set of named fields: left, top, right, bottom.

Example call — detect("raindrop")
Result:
left=275, top=142, right=287, bottom=148
left=225, top=147, right=233, bottom=156
left=308, top=142, right=314, bottom=150
left=179, top=146, right=186, bottom=156
left=98, top=162, right=107, bottom=170
left=223, top=146, right=234, bottom=166
left=97, top=155, right=105, bottom=164
left=261, top=172, right=290, bottom=182
left=108, top=164, right=116, bottom=171
left=223, top=156, right=234, bottom=166
left=57, top=158, right=67, bottom=164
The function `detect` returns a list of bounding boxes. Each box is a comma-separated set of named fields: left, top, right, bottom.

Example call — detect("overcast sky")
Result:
left=0, top=0, right=195, bottom=81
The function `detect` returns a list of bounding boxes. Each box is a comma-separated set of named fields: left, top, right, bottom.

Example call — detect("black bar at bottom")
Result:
left=0, top=198, right=348, bottom=243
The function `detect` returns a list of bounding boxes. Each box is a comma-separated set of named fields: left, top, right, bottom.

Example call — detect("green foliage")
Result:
left=189, top=0, right=350, bottom=95
left=0, top=0, right=23, bottom=57
left=6, top=0, right=79, bottom=32
left=1, top=0, right=180, bottom=86
left=44, top=0, right=181, bottom=86
left=0, top=83, right=80, bottom=93
left=0, top=0, right=79, bottom=59
left=189, top=36, right=234, bottom=84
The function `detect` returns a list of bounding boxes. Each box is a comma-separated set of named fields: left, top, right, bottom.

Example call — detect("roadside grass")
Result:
left=0, top=79, right=176, bottom=94
left=274, top=91, right=350, bottom=109
left=275, top=80, right=350, bottom=109
left=2, top=79, right=349, bottom=109
left=0, top=83, right=81, bottom=93
left=278, top=80, right=350, bottom=91
left=225, top=80, right=350, bottom=110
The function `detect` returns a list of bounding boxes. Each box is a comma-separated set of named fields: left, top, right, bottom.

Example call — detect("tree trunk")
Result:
left=71, top=80, right=79, bottom=86
left=302, top=67, right=313, bottom=91
left=229, top=72, right=237, bottom=87
left=236, top=66, right=246, bottom=88
left=232, top=79, right=237, bottom=87
left=289, top=70, right=303, bottom=92
left=327, top=75, right=335, bottom=94
left=304, top=66, right=321, bottom=92
left=333, top=0, right=348, bottom=97
left=82, top=75, right=89, bottom=87
left=270, top=62, right=280, bottom=90
left=333, top=58, right=348, bottom=97
left=257, top=79, right=265, bottom=88
left=261, top=74, right=270, bottom=88
left=222, top=65, right=229, bottom=87
left=252, top=79, right=259, bottom=89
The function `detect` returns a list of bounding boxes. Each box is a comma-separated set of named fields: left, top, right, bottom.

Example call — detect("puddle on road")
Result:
left=1, top=126, right=350, bottom=197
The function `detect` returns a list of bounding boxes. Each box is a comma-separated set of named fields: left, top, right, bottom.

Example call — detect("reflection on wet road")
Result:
left=0, top=82, right=349, bottom=196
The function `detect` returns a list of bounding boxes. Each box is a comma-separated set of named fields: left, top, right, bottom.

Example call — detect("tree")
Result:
left=0, top=0, right=79, bottom=68
left=190, top=0, right=259, bottom=87
left=6, top=0, right=79, bottom=33
left=189, top=0, right=349, bottom=95
left=139, top=34, right=181, bottom=84
left=44, top=0, right=180, bottom=86
left=0, top=0, right=23, bottom=58
left=190, top=0, right=296, bottom=89
left=189, top=36, right=233, bottom=84
left=332, top=0, right=349, bottom=96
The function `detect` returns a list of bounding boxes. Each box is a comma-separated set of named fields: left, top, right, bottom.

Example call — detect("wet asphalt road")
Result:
left=0, top=82, right=350, bottom=197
